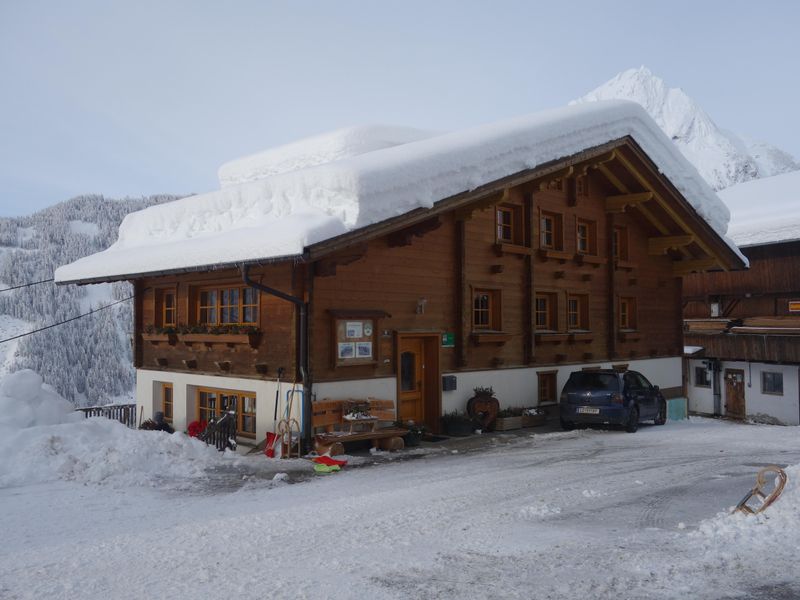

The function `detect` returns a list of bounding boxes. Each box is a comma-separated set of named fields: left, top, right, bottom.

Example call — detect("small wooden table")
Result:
left=344, top=416, right=378, bottom=433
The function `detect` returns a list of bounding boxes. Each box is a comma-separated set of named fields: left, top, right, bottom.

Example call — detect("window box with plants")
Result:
left=175, top=325, right=262, bottom=348
left=440, top=411, right=475, bottom=437
left=142, top=326, right=178, bottom=345
left=521, top=407, right=547, bottom=427
left=495, top=407, right=524, bottom=431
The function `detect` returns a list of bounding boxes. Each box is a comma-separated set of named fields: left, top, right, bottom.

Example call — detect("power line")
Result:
left=0, top=295, right=133, bottom=346
left=0, top=277, right=55, bottom=292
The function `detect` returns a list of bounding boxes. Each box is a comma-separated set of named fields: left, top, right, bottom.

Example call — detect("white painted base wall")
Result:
left=686, top=359, right=800, bottom=425
left=137, top=357, right=682, bottom=441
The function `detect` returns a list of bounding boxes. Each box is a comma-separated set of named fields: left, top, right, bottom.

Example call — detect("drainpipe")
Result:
left=241, top=263, right=311, bottom=451
left=711, top=358, right=722, bottom=416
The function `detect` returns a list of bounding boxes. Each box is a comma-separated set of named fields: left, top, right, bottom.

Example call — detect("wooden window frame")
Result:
left=619, top=297, right=637, bottom=330
left=694, top=366, right=711, bottom=388
left=538, top=371, right=558, bottom=404
left=540, top=211, right=563, bottom=250
left=162, top=383, right=173, bottom=424
left=197, top=286, right=260, bottom=327
left=496, top=206, right=515, bottom=243
left=535, top=292, right=558, bottom=331
left=196, top=387, right=257, bottom=438
left=567, top=294, right=589, bottom=331
left=575, top=219, right=597, bottom=255
left=788, top=300, right=800, bottom=313
left=613, top=226, right=629, bottom=261
left=761, top=371, right=784, bottom=396
left=472, top=288, right=502, bottom=331
left=162, top=291, right=177, bottom=327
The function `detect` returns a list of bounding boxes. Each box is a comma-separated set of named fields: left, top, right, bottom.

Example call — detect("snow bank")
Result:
left=56, top=100, right=744, bottom=283
left=719, top=170, right=800, bottom=246
left=218, top=125, right=434, bottom=187
left=0, top=370, right=232, bottom=488
left=691, top=463, right=800, bottom=582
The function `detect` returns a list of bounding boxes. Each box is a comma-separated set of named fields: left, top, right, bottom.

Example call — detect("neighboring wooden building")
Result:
left=684, top=171, right=800, bottom=425
left=56, top=103, right=745, bottom=446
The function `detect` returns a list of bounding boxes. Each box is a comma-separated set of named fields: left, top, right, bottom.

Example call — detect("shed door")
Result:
left=724, top=369, right=745, bottom=419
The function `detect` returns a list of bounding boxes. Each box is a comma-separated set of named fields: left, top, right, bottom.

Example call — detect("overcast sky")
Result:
left=1, top=0, right=798, bottom=216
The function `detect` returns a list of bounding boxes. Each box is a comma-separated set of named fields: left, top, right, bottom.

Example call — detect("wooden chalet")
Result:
left=684, top=185, right=800, bottom=425
left=56, top=104, right=745, bottom=448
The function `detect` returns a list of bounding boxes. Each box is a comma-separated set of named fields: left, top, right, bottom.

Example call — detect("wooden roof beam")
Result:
left=648, top=235, right=696, bottom=255
left=536, top=166, right=574, bottom=190
left=605, top=192, right=653, bottom=213
left=613, top=151, right=725, bottom=269
left=673, top=259, right=720, bottom=276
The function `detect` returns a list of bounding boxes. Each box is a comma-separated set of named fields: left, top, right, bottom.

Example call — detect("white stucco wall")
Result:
left=441, top=356, right=683, bottom=414
left=686, top=359, right=715, bottom=415
left=720, top=361, right=799, bottom=426
left=136, top=369, right=291, bottom=440
left=136, top=357, right=684, bottom=439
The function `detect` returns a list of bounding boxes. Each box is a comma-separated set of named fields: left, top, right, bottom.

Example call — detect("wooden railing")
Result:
left=199, top=411, right=237, bottom=452
left=76, top=403, right=138, bottom=429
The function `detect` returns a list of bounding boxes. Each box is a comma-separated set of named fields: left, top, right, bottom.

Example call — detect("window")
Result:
left=576, top=219, right=597, bottom=255
left=163, top=292, right=176, bottom=327
left=162, top=383, right=173, bottom=424
left=613, top=227, right=629, bottom=260
left=473, top=289, right=501, bottom=330
left=496, top=206, right=514, bottom=243
left=619, top=297, right=637, bottom=330
left=535, top=293, right=557, bottom=330
left=575, top=175, right=589, bottom=196
left=540, top=212, right=563, bottom=250
left=762, top=372, right=784, bottom=395
left=198, top=287, right=259, bottom=326
left=695, top=366, right=711, bottom=388
left=567, top=294, right=589, bottom=330
left=788, top=300, right=800, bottom=313
left=538, top=371, right=557, bottom=404
left=197, top=388, right=257, bottom=438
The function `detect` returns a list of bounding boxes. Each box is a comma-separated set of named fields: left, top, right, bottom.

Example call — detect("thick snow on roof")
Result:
left=218, top=125, right=435, bottom=188
left=56, top=100, right=742, bottom=283
left=718, top=170, right=800, bottom=247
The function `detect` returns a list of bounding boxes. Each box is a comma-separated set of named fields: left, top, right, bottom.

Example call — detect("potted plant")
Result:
left=440, top=411, right=474, bottom=437
left=495, top=407, right=523, bottom=431
left=466, top=386, right=500, bottom=431
left=397, top=420, right=427, bottom=446
left=521, top=407, right=547, bottom=427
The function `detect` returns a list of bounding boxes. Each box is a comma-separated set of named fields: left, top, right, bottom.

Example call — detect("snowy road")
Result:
left=2, top=418, right=800, bottom=599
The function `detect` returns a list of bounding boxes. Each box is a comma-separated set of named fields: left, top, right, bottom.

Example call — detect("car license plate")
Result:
left=577, top=407, right=600, bottom=415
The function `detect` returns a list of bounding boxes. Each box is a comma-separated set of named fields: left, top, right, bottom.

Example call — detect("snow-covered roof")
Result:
left=718, top=170, right=800, bottom=247
left=55, top=100, right=744, bottom=284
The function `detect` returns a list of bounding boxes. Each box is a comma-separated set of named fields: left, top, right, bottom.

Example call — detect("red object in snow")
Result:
left=187, top=420, right=207, bottom=438
left=312, top=455, right=347, bottom=467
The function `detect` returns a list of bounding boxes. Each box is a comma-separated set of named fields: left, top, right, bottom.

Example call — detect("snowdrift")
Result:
left=0, top=370, right=233, bottom=488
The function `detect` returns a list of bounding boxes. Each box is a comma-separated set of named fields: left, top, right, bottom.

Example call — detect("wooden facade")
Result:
left=126, top=137, right=743, bottom=437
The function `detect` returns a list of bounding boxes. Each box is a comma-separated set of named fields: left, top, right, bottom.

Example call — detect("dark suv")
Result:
left=559, top=369, right=667, bottom=433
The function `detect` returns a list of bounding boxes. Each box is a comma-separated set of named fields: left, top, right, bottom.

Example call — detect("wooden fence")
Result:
left=76, top=403, right=138, bottom=428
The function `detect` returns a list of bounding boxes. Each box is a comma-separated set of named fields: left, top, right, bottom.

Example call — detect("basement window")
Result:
left=762, top=372, right=784, bottom=395
left=695, top=367, right=711, bottom=388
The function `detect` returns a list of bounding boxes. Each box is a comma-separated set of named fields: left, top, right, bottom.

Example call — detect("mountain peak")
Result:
left=573, top=68, right=799, bottom=190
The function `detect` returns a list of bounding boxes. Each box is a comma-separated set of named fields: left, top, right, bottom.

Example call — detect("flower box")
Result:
left=179, top=332, right=261, bottom=348
left=522, top=413, right=547, bottom=427
left=495, top=416, right=522, bottom=431
left=141, top=333, right=177, bottom=345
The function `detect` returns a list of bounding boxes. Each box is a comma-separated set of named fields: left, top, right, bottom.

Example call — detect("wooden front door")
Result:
left=724, top=369, right=746, bottom=419
left=398, top=337, right=425, bottom=424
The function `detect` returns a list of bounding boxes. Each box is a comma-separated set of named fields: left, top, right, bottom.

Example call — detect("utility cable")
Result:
left=0, top=277, right=55, bottom=292
left=0, top=295, right=133, bottom=345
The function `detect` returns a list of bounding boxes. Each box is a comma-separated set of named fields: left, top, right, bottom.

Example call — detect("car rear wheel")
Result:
left=560, top=418, right=575, bottom=431
left=654, top=401, right=667, bottom=426
left=625, top=406, right=639, bottom=433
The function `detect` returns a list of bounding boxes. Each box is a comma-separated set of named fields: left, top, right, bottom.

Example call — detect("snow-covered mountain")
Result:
left=0, top=194, right=178, bottom=405
left=572, top=67, right=799, bottom=190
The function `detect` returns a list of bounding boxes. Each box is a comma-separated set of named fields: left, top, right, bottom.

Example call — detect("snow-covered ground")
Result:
left=2, top=380, right=799, bottom=600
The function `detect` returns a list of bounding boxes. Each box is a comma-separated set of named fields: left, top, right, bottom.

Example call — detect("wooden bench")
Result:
left=312, top=398, right=407, bottom=453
